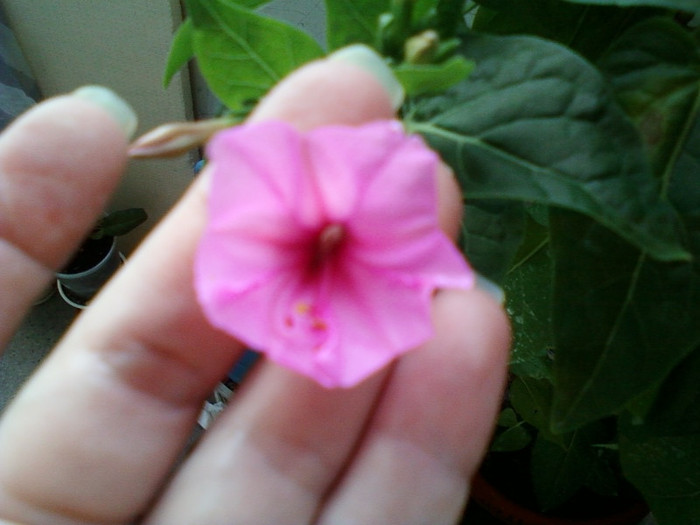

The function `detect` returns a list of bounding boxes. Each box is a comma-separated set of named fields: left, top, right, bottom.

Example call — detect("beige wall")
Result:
left=2, top=0, right=197, bottom=252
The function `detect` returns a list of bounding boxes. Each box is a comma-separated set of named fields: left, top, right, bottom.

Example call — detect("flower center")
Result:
left=310, top=223, right=345, bottom=270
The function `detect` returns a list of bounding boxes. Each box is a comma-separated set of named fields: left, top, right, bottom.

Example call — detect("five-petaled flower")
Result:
left=195, top=120, right=474, bottom=388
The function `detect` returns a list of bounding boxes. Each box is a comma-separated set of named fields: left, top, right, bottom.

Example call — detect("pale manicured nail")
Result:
left=328, top=44, right=405, bottom=111
left=72, top=85, right=138, bottom=139
left=475, top=273, right=506, bottom=304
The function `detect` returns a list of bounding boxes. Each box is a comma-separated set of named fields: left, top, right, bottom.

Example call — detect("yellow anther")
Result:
left=295, top=302, right=311, bottom=314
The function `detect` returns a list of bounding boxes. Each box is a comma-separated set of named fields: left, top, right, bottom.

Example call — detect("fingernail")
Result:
left=475, top=272, right=506, bottom=304
left=328, top=44, right=405, bottom=111
left=72, top=85, right=138, bottom=139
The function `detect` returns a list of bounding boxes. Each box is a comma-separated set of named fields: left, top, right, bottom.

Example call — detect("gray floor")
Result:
left=0, top=284, right=78, bottom=413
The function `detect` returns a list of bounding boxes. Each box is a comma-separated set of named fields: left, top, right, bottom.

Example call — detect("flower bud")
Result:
left=404, top=29, right=440, bottom=64
left=128, top=117, right=236, bottom=158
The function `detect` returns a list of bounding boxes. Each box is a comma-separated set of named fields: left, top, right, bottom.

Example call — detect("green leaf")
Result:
left=491, top=423, right=532, bottom=452
left=549, top=214, right=700, bottom=431
left=619, top=347, right=700, bottom=523
left=620, top=413, right=700, bottom=525
left=164, top=19, right=195, bottom=88
left=638, top=346, right=700, bottom=438
left=413, top=0, right=439, bottom=24
left=504, top=218, right=554, bottom=380
left=583, top=450, right=621, bottom=498
left=394, top=56, right=474, bottom=96
left=562, top=0, right=699, bottom=12
left=461, top=200, right=525, bottom=284
left=185, top=0, right=324, bottom=111
left=324, top=0, right=389, bottom=50
left=496, top=407, right=519, bottom=427
left=510, top=376, right=555, bottom=436
left=166, top=1, right=312, bottom=89
left=95, top=209, right=148, bottom=239
left=598, top=17, right=700, bottom=177
left=473, top=0, right=659, bottom=62
left=408, top=31, right=689, bottom=262
left=531, top=423, right=611, bottom=511
left=434, top=0, right=470, bottom=37
left=549, top=17, right=700, bottom=432
left=232, top=0, right=274, bottom=7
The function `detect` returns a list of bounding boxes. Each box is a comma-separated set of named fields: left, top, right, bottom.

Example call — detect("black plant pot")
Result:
left=56, top=235, right=121, bottom=305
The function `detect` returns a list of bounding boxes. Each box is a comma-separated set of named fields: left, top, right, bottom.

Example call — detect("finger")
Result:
left=0, top=48, right=404, bottom=524
left=146, top=290, right=508, bottom=525
left=0, top=87, right=135, bottom=349
left=144, top=51, right=486, bottom=525
left=145, top=365, right=389, bottom=524
left=437, top=163, right=463, bottom=241
left=317, top=289, right=510, bottom=524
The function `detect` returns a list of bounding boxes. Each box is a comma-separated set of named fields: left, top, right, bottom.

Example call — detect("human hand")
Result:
left=0, top=47, right=509, bottom=524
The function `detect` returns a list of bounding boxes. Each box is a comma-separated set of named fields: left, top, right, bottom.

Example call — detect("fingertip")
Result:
left=434, top=287, right=511, bottom=372
left=326, top=44, right=404, bottom=111
left=0, top=92, right=132, bottom=269
left=250, top=53, right=397, bottom=130
left=71, top=85, right=138, bottom=140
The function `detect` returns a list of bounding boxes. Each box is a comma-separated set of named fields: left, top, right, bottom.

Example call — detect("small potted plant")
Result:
left=56, top=208, right=147, bottom=307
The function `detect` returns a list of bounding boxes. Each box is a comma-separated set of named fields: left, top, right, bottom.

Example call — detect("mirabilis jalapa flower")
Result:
left=195, top=119, right=474, bottom=388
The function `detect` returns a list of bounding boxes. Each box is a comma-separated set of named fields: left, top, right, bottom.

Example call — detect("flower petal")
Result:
left=195, top=120, right=474, bottom=388
left=305, top=120, right=407, bottom=221
left=197, top=122, right=320, bottom=296
left=206, top=120, right=324, bottom=232
left=307, top=120, right=473, bottom=289
left=314, top=262, right=435, bottom=387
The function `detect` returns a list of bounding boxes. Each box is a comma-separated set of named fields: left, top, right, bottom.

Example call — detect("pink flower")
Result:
left=195, top=120, right=473, bottom=388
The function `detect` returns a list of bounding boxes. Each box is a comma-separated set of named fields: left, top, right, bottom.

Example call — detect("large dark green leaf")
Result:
left=503, top=219, right=554, bottom=379
left=549, top=211, right=700, bottom=431
left=461, top=200, right=525, bottom=284
left=641, top=346, right=700, bottom=437
left=185, top=0, right=324, bottom=111
left=531, top=422, right=611, bottom=511
left=618, top=348, right=700, bottom=523
left=620, top=404, right=700, bottom=525
left=599, top=17, right=700, bottom=176
left=562, top=0, right=699, bottom=12
left=510, top=376, right=555, bottom=435
left=473, top=0, right=659, bottom=62
left=549, top=16, right=700, bottom=432
left=324, top=0, right=388, bottom=50
left=408, top=31, right=689, bottom=262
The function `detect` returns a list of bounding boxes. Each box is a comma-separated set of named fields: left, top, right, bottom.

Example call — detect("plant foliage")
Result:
left=167, top=0, right=700, bottom=521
